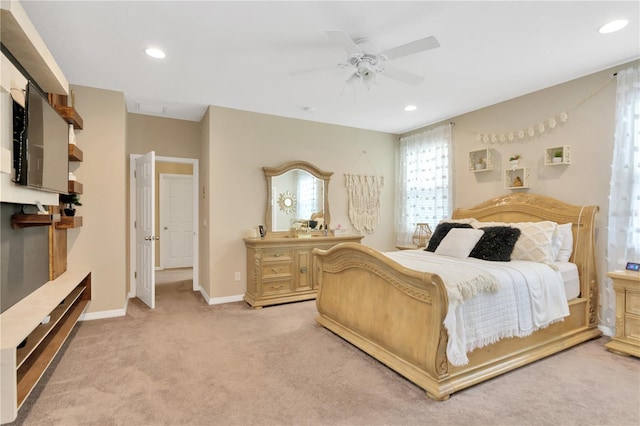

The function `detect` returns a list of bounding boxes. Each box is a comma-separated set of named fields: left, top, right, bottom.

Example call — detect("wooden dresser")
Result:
left=243, top=234, right=363, bottom=308
left=605, top=270, right=640, bottom=358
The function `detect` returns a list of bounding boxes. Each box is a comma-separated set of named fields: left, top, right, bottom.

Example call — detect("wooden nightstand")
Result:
left=605, top=270, right=640, bottom=357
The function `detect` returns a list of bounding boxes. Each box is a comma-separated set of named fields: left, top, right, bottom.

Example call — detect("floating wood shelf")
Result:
left=53, top=105, right=83, bottom=129
left=55, top=216, right=82, bottom=229
left=68, top=181, right=83, bottom=194
left=11, top=214, right=61, bottom=229
left=68, top=144, right=83, bottom=162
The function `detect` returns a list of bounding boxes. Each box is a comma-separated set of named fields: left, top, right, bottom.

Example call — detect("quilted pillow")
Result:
left=426, top=223, right=473, bottom=252
left=469, top=226, right=521, bottom=261
left=435, top=228, right=485, bottom=259
left=510, top=221, right=558, bottom=263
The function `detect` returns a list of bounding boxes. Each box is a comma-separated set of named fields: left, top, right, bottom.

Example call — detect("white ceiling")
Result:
left=18, top=1, right=640, bottom=134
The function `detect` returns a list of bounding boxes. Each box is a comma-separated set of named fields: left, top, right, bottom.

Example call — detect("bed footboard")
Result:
left=314, top=243, right=454, bottom=400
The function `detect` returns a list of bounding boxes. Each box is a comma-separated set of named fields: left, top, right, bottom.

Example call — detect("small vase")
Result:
left=510, top=160, right=519, bottom=169
left=64, top=208, right=76, bottom=217
left=552, top=157, right=562, bottom=163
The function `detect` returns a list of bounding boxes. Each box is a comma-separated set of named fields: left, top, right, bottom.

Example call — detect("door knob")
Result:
left=300, top=266, right=307, bottom=273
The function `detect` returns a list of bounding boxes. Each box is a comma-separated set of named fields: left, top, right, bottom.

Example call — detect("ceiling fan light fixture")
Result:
left=145, top=47, right=166, bottom=59
left=598, top=19, right=629, bottom=34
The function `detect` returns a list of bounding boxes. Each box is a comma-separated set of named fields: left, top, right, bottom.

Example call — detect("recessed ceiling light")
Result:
left=404, top=105, right=417, bottom=112
left=598, top=19, right=629, bottom=34
left=145, top=47, right=166, bottom=59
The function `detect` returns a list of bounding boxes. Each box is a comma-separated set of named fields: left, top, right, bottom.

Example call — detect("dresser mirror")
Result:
left=263, top=161, right=332, bottom=234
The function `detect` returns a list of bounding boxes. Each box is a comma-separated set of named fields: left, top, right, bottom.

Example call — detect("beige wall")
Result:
left=67, top=85, right=128, bottom=314
left=66, top=60, right=638, bottom=317
left=203, top=106, right=397, bottom=299
left=404, top=59, right=640, bottom=328
left=127, top=113, right=201, bottom=159
left=199, top=110, right=211, bottom=297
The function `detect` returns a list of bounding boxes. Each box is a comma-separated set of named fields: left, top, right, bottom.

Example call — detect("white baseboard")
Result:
left=198, top=286, right=244, bottom=305
left=598, top=324, right=614, bottom=337
left=80, top=297, right=129, bottom=321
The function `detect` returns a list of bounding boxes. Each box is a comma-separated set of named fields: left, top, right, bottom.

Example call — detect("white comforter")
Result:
left=384, top=250, right=570, bottom=366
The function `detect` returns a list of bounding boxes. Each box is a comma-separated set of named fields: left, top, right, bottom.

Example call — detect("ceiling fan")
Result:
left=292, top=30, right=440, bottom=89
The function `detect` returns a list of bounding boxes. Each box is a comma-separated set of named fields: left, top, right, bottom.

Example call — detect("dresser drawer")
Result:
left=626, top=290, right=640, bottom=315
left=262, top=279, right=293, bottom=295
left=261, top=261, right=292, bottom=278
left=261, top=249, right=293, bottom=261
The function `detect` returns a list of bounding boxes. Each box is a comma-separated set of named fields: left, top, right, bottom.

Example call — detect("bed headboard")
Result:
left=452, top=193, right=599, bottom=326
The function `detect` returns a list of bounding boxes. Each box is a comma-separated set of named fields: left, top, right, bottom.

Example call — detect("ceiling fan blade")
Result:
left=290, top=64, right=340, bottom=76
left=383, top=66, right=424, bottom=86
left=326, top=30, right=362, bottom=55
left=382, top=36, right=440, bottom=60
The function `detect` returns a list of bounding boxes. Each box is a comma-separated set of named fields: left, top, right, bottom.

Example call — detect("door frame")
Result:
left=159, top=173, right=194, bottom=270
left=129, top=154, right=199, bottom=295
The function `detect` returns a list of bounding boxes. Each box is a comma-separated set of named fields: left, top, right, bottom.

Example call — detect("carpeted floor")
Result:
left=11, top=276, right=640, bottom=426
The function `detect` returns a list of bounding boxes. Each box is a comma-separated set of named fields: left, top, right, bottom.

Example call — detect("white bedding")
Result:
left=384, top=250, right=571, bottom=366
left=552, top=261, right=580, bottom=300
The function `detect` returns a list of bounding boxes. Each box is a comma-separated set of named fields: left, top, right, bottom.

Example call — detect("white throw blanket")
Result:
left=385, top=250, right=570, bottom=366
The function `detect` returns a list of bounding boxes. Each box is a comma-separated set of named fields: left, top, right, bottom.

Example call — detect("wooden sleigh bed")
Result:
left=313, top=193, right=601, bottom=400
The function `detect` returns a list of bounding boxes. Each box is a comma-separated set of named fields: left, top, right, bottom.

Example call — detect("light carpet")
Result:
left=11, top=278, right=640, bottom=426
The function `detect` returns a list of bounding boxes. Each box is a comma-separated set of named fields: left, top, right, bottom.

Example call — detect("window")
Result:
left=396, top=124, right=452, bottom=245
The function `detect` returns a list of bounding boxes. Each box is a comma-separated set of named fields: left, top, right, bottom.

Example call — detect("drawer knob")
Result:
left=300, top=266, right=307, bottom=273
left=274, top=253, right=282, bottom=257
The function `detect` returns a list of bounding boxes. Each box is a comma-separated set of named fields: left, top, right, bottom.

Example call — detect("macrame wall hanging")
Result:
left=345, top=151, right=384, bottom=234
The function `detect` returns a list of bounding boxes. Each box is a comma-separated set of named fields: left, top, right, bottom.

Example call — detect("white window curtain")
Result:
left=604, top=66, right=640, bottom=327
left=396, top=124, right=452, bottom=245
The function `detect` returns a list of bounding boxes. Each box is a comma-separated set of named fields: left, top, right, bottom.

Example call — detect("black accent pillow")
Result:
left=469, top=226, right=521, bottom=261
left=425, top=223, right=473, bottom=252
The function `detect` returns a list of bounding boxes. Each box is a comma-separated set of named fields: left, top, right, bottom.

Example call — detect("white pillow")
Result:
left=550, top=226, right=563, bottom=261
left=435, top=228, right=485, bottom=259
left=475, top=220, right=558, bottom=263
left=510, top=221, right=558, bottom=263
left=556, top=223, right=573, bottom=262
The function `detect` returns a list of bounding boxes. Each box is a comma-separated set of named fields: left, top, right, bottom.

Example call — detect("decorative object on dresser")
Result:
left=313, top=193, right=601, bottom=400
left=604, top=270, right=640, bottom=357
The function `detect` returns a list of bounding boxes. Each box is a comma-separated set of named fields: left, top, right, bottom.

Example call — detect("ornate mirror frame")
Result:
left=263, top=161, right=332, bottom=235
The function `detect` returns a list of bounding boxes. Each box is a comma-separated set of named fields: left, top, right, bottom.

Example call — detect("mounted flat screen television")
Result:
left=13, top=81, right=69, bottom=194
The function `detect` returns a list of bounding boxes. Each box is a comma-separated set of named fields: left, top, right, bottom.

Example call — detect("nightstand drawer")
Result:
left=626, top=291, right=640, bottom=315
left=626, top=315, right=640, bottom=341
left=261, top=262, right=292, bottom=278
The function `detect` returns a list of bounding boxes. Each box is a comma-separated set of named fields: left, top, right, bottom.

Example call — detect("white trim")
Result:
left=598, top=325, right=614, bottom=337
left=198, top=286, right=244, bottom=305
left=129, top=154, right=200, bottom=299
left=80, top=297, right=128, bottom=321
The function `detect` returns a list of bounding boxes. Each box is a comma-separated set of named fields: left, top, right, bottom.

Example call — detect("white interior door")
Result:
left=160, top=174, right=193, bottom=269
left=135, top=151, right=156, bottom=308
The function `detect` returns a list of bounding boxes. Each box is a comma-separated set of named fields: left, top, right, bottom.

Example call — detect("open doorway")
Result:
left=129, top=154, right=199, bottom=304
